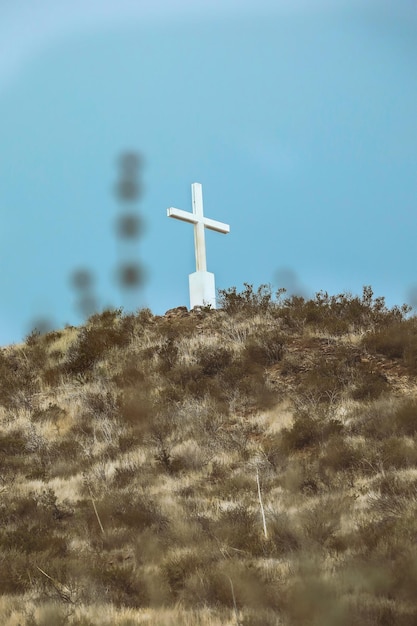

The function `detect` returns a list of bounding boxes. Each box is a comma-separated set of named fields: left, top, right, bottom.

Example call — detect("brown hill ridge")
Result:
left=0, top=285, right=416, bottom=625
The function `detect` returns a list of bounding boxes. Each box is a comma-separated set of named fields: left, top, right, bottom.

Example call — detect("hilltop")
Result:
left=0, top=284, right=416, bottom=626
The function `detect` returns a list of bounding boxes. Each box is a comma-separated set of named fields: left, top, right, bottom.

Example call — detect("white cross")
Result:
left=167, top=183, right=230, bottom=273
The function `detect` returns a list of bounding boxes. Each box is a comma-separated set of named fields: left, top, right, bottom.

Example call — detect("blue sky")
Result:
left=0, top=0, right=416, bottom=344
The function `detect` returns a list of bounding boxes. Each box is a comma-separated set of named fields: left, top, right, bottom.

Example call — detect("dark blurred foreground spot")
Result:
left=117, top=263, right=146, bottom=289
left=116, top=213, right=144, bottom=239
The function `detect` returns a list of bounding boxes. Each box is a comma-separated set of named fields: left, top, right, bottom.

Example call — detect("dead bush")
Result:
left=0, top=549, right=30, bottom=594
left=243, top=329, right=285, bottom=366
left=300, top=496, right=349, bottom=547
left=364, top=318, right=417, bottom=373
left=320, top=435, right=360, bottom=472
left=0, top=351, right=39, bottom=408
left=215, top=505, right=265, bottom=556
left=381, top=437, right=417, bottom=469
left=267, top=511, right=300, bottom=555
left=64, top=309, right=132, bottom=377
left=162, top=550, right=211, bottom=599
left=91, top=560, right=149, bottom=608
left=356, top=399, right=417, bottom=440
left=195, top=346, right=233, bottom=376
left=281, top=413, right=343, bottom=453
left=351, top=366, right=389, bottom=401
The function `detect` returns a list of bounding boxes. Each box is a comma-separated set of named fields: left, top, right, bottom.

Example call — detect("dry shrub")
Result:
left=283, top=568, right=349, bottom=626
left=181, top=560, right=277, bottom=611
left=381, top=436, right=417, bottom=469
left=0, top=351, right=39, bottom=408
left=1, top=284, right=417, bottom=624
left=300, top=495, right=349, bottom=547
left=90, top=561, right=149, bottom=608
left=281, top=413, right=343, bottom=453
left=112, top=462, right=140, bottom=489
left=0, top=549, right=30, bottom=594
left=25, top=603, right=73, bottom=626
left=112, top=356, right=147, bottom=386
left=79, top=490, right=167, bottom=538
left=267, top=511, right=300, bottom=556
left=220, top=357, right=277, bottom=411
left=243, top=329, right=285, bottom=367
left=156, top=336, right=179, bottom=373
left=0, top=430, right=27, bottom=455
left=32, top=403, right=67, bottom=424
left=297, top=355, right=353, bottom=404
left=64, top=309, right=133, bottom=377
left=355, top=399, right=417, bottom=440
left=162, top=549, right=212, bottom=599
left=165, top=362, right=205, bottom=397
left=210, top=471, right=255, bottom=500
left=364, top=318, right=417, bottom=373
left=218, top=283, right=274, bottom=314
left=394, top=399, right=417, bottom=436
left=215, top=505, right=265, bottom=556
left=117, top=386, right=155, bottom=433
left=260, top=433, right=284, bottom=471
left=195, top=346, right=233, bottom=376
left=320, top=435, right=360, bottom=472
left=1, top=523, right=67, bottom=556
left=350, top=367, right=389, bottom=401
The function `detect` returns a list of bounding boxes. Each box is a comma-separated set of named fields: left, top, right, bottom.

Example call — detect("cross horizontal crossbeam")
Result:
left=167, top=182, right=230, bottom=272
left=167, top=207, right=230, bottom=235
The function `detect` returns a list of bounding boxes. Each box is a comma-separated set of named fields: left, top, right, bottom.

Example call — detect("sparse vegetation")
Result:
left=0, top=285, right=416, bottom=624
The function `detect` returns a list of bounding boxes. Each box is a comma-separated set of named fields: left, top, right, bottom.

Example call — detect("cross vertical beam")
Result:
left=192, top=183, right=207, bottom=272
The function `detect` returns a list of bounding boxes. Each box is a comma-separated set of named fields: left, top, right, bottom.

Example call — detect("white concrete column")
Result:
left=189, top=271, right=216, bottom=309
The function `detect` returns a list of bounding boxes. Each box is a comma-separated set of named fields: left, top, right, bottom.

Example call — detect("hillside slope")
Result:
left=0, top=285, right=416, bottom=625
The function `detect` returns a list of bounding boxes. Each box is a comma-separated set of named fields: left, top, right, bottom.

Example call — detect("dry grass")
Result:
left=0, top=289, right=416, bottom=624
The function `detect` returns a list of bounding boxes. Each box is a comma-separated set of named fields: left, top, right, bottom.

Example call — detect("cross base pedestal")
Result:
left=189, top=271, right=216, bottom=309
